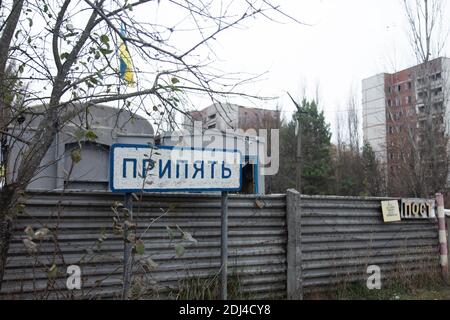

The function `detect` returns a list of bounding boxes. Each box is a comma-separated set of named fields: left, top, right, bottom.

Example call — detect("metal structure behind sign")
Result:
left=220, top=191, right=228, bottom=300
left=109, top=143, right=242, bottom=300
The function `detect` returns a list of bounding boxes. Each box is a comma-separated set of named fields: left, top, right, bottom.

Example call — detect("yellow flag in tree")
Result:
left=119, top=25, right=135, bottom=85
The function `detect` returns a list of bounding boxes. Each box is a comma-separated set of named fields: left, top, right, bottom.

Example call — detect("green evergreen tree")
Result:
left=361, top=141, right=386, bottom=196
left=269, top=119, right=296, bottom=192
left=271, top=98, right=333, bottom=194
left=296, top=99, right=333, bottom=194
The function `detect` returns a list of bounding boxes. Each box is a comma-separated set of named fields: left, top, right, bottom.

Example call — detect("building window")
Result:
left=434, top=102, right=443, bottom=111
left=418, top=105, right=425, bottom=113
left=407, top=96, right=412, bottom=104
left=434, top=87, right=442, bottom=96
left=418, top=91, right=428, bottom=98
left=388, top=99, right=391, bottom=107
left=398, top=84, right=401, bottom=92
left=407, top=81, right=412, bottom=89
left=431, top=73, right=442, bottom=81
left=208, top=114, right=216, bottom=120
left=207, top=123, right=216, bottom=129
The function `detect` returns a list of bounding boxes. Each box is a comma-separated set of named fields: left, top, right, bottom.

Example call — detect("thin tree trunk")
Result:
left=0, top=217, right=12, bottom=291
left=0, top=185, right=16, bottom=292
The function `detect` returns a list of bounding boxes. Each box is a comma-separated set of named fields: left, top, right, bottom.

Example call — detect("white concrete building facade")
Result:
left=362, top=73, right=388, bottom=163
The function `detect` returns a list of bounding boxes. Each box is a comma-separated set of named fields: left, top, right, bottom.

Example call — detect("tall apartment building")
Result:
left=179, top=102, right=280, bottom=194
left=362, top=57, right=450, bottom=181
left=183, top=102, right=280, bottom=133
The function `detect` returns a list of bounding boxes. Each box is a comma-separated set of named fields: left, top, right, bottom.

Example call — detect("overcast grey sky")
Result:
left=17, top=0, right=450, bottom=137
left=174, top=0, right=450, bottom=132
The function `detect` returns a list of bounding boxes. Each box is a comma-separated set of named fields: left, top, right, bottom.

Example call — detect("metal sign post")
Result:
left=220, top=191, right=228, bottom=300
left=122, top=193, right=133, bottom=299
left=109, top=144, right=242, bottom=300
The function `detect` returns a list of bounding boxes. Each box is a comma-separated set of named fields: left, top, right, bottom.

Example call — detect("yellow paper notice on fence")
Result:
left=381, top=200, right=401, bottom=222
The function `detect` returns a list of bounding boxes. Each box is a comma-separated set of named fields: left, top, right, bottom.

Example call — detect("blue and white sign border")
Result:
left=109, top=143, right=243, bottom=193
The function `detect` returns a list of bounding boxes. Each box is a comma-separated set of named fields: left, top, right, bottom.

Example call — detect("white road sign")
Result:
left=109, top=144, right=242, bottom=192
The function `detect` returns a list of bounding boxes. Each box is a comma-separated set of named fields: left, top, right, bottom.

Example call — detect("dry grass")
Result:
left=129, top=271, right=251, bottom=300
left=175, top=273, right=246, bottom=300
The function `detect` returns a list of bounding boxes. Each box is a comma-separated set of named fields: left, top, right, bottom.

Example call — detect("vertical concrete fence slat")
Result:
left=286, top=189, right=302, bottom=299
left=446, top=214, right=450, bottom=274
left=436, top=193, right=448, bottom=277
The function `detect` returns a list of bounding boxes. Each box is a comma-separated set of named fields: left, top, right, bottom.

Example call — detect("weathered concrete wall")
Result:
left=1, top=190, right=287, bottom=299
left=0, top=190, right=442, bottom=299
left=297, top=193, right=439, bottom=294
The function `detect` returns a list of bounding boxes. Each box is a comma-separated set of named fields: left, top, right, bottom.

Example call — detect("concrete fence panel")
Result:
left=0, top=190, right=444, bottom=299
left=0, top=190, right=287, bottom=299
left=298, top=194, right=440, bottom=294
